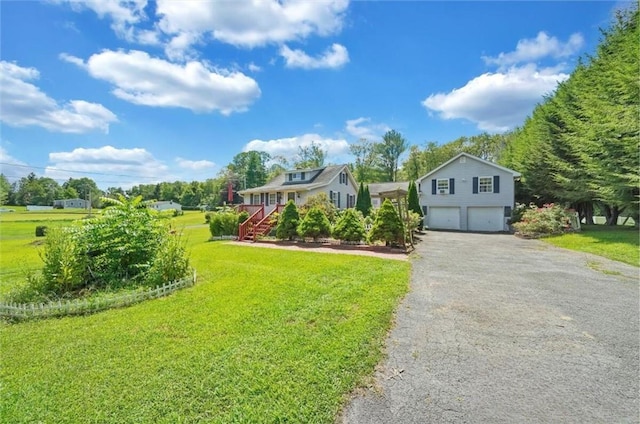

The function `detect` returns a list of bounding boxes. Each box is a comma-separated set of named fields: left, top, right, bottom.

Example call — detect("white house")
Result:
left=368, top=182, right=410, bottom=209
left=238, top=164, right=358, bottom=213
left=149, top=200, right=182, bottom=212
left=53, top=198, right=88, bottom=209
left=416, top=153, right=521, bottom=232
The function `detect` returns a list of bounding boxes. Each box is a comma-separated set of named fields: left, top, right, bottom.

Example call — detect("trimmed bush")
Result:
left=298, top=207, right=331, bottom=241
left=276, top=200, right=300, bottom=240
left=369, top=199, right=404, bottom=246
left=35, top=226, right=48, bottom=237
left=332, top=208, right=366, bottom=242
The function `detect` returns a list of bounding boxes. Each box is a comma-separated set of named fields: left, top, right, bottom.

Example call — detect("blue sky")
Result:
left=0, top=0, right=625, bottom=189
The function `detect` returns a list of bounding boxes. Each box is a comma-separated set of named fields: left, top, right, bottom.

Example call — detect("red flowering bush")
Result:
left=513, top=203, right=574, bottom=237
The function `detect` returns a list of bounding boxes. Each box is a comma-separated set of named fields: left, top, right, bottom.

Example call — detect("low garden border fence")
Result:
left=0, top=270, right=197, bottom=321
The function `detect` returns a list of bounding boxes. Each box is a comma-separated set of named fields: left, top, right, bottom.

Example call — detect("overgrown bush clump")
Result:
left=512, top=203, right=574, bottom=237
left=7, top=195, right=191, bottom=303
left=332, top=208, right=366, bottom=242
left=209, top=210, right=240, bottom=237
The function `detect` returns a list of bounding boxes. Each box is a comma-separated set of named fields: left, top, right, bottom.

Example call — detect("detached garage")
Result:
left=416, top=153, right=521, bottom=232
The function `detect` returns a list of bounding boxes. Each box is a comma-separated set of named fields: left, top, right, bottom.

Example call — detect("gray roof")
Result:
left=368, top=181, right=410, bottom=196
left=417, top=152, right=521, bottom=182
left=239, top=164, right=350, bottom=194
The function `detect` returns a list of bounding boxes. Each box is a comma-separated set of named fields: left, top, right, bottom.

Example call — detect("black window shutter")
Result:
left=494, top=175, right=500, bottom=193
left=449, top=178, right=455, bottom=195
left=473, top=177, right=479, bottom=194
left=329, top=190, right=333, bottom=204
left=431, top=179, right=437, bottom=195
left=288, top=173, right=292, bottom=182
left=338, top=192, right=341, bottom=208
left=301, top=172, right=305, bottom=180
left=265, top=192, right=269, bottom=206
left=260, top=193, right=265, bottom=204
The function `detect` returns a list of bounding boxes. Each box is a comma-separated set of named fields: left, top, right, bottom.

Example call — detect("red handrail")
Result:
left=238, top=205, right=264, bottom=241
left=251, top=204, right=285, bottom=241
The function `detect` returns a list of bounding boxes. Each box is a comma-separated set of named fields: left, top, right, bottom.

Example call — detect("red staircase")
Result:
left=238, top=205, right=284, bottom=242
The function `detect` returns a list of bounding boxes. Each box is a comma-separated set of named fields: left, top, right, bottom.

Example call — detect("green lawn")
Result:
left=543, top=225, right=639, bottom=266
left=0, top=219, right=410, bottom=422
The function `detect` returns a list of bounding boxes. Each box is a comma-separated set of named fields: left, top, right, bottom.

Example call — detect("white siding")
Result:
left=417, top=155, right=516, bottom=231
left=324, top=168, right=358, bottom=210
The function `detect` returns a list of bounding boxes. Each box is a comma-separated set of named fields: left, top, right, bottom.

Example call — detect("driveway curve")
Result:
left=342, top=231, right=639, bottom=423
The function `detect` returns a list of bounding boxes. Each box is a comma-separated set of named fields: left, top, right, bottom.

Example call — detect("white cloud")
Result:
left=175, top=157, right=215, bottom=171
left=482, top=32, right=584, bottom=69
left=345, top=117, right=390, bottom=140
left=0, top=146, right=34, bottom=179
left=46, top=145, right=171, bottom=189
left=53, top=0, right=151, bottom=44
left=247, top=62, right=262, bottom=72
left=62, top=50, right=260, bottom=114
left=244, top=133, right=350, bottom=160
left=0, top=61, right=117, bottom=133
left=422, top=64, right=569, bottom=132
left=280, top=43, right=349, bottom=70
left=155, top=0, right=348, bottom=57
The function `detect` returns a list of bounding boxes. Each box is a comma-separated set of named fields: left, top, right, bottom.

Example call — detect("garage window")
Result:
left=478, top=176, right=493, bottom=193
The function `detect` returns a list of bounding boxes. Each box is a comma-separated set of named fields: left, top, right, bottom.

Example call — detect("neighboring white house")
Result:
left=149, top=200, right=182, bottom=212
left=53, top=198, right=88, bottom=209
left=238, top=164, right=358, bottom=213
left=416, top=153, right=521, bottom=232
left=368, top=182, right=410, bottom=209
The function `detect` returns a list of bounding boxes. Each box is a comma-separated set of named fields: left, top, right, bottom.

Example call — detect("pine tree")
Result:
left=362, top=185, right=372, bottom=217
left=355, top=182, right=366, bottom=215
left=369, top=199, right=404, bottom=246
left=407, top=181, right=423, bottom=230
left=276, top=200, right=300, bottom=240
left=332, top=208, right=366, bottom=242
left=297, top=207, right=331, bottom=241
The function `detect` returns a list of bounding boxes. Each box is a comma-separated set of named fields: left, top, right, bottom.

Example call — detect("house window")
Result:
left=479, top=176, right=493, bottom=193
left=339, top=172, right=347, bottom=185
left=269, top=193, right=276, bottom=205
left=437, top=179, right=449, bottom=194
left=287, top=192, right=295, bottom=202
left=329, top=190, right=338, bottom=206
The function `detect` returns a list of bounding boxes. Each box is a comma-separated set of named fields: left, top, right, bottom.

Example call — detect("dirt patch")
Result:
left=227, top=240, right=410, bottom=261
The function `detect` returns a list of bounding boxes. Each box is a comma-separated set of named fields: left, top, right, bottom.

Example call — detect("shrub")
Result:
left=237, top=210, right=250, bottom=226
left=513, top=203, right=574, bottom=237
left=204, top=212, right=213, bottom=223
left=9, top=195, right=192, bottom=303
left=369, top=199, right=404, bottom=246
left=407, top=181, right=423, bottom=229
left=209, top=211, right=239, bottom=237
left=298, top=207, right=331, bottom=241
left=332, top=208, right=366, bottom=242
left=300, top=193, right=337, bottom=222
left=35, top=226, right=48, bottom=237
left=276, top=201, right=300, bottom=240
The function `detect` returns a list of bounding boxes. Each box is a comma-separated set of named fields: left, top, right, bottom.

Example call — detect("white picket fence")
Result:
left=0, top=270, right=196, bottom=321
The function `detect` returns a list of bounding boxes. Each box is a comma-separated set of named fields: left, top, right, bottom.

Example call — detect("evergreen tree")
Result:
left=362, top=185, right=372, bottom=217
left=276, top=200, right=300, bottom=240
left=332, top=208, right=366, bottom=242
left=369, top=199, right=404, bottom=246
left=297, top=207, right=331, bottom=241
left=407, top=181, right=423, bottom=229
left=355, top=182, right=367, bottom=215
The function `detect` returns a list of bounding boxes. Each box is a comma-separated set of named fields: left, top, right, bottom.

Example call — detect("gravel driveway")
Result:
left=342, top=231, right=639, bottom=423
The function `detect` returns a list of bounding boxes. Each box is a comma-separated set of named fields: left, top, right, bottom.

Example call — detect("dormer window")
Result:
left=287, top=172, right=306, bottom=182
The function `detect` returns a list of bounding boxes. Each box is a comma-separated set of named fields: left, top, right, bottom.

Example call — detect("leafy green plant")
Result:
left=299, top=192, right=337, bottom=222
left=332, top=208, right=366, bottom=242
left=298, top=207, right=331, bottom=241
left=369, top=199, right=404, bottom=246
left=209, top=211, right=239, bottom=237
left=276, top=200, right=300, bottom=240
left=513, top=203, right=574, bottom=237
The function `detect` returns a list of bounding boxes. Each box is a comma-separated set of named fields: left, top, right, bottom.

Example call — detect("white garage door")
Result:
left=428, top=207, right=461, bottom=230
left=467, top=207, right=504, bottom=232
